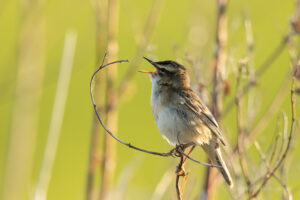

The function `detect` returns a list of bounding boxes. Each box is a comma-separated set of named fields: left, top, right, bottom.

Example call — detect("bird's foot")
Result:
left=169, top=147, right=181, bottom=157
left=176, top=166, right=186, bottom=176
left=169, top=143, right=194, bottom=157
left=176, top=166, right=188, bottom=196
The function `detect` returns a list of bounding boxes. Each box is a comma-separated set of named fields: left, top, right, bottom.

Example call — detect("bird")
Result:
left=139, top=57, right=233, bottom=187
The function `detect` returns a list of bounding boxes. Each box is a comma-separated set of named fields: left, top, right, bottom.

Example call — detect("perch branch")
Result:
left=176, top=155, right=184, bottom=200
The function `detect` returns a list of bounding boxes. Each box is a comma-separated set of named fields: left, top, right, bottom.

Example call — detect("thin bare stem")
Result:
left=34, top=31, right=77, bottom=200
left=254, top=142, right=292, bottom=200
left=244, top=69, right=294, bottom=150
left=235, top=61, right=252, bottom=195
left=221, top=31, right=294, bottom=118
left=99, top=0, right=119, bottom=199
left=211, top=0, right=228, bottom=119
left=244, top=11, right=256, bottom=128
left=268, top=132, right=280, bottom=167
left=86, top=0, right=108, bottom=197
left=178, top=147, right=220, bottom=168
left=176, top=155, right=184, bottom=200
left=223, top=70, right=292, bottom=174
left=214, top=67, right=298, bottom=192
left=204, top=0, right=228, bottom=198
left=1, top=5, right=45, bottom=200
left=269, top=113, right=288, bottom=167
left=249, top=68, right=297, bottom=199
left=86, top=51, right=107, bottom=200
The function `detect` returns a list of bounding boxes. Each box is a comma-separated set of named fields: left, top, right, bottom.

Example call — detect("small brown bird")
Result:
left=139, top=57, right=233, bottom=187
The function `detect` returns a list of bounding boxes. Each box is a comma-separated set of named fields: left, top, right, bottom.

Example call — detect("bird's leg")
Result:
left=175, top=145, right=196, bottom=196
left=175, top=143, right=195, bottom=174
left=169, top=147, right=181, bottom=158
left=180, top=173, right=188, bottom=196
left=175, top=145, right=186, bottom=176
left=169, top=143, right=192, bottom=157
left=182, top=145, right=196, bottom=164
left=175, top=154, right=185, bottom=199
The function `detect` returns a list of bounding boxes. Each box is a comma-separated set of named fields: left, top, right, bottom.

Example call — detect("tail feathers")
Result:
left=202, top=144, right=233, bottom=187
left=215, top=148, right=233, bottom=187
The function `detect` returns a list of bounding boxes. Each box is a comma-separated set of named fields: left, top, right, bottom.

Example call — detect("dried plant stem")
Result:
left=176, top=156, right=184, bottom=200
left=244, top=11, right=256, bottom=127
left=98, top=0, right=119, bottom=199
left=224, top=70, right=291, bottom=158
left=245, top=69, right=292, bottom=150
left=268, top=131, right=281, bottom=167
left=87, top=1, right=165, bottom=198
left=86, top=77, right=106, bottom=200
left=254, top=142, right=292, bottom=200
left=235, top=62, right=252, bottom=195
left=34, top=31, right=77, bottom=200
left=214, top=69, right=295, bottom=189
left=248, top=69, right=297, bottom=199
left=1, top=5, right=45, bottom=200
left=205, top=0, right=228, bottom=199
left=211, top=0, right=228, bottom=119
left=221, top=31, right=294, bottom=118
left=86, top=0, right=108, bottom=198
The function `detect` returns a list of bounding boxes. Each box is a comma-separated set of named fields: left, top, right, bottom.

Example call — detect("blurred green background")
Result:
left=0, top=0, right=299, bottom=199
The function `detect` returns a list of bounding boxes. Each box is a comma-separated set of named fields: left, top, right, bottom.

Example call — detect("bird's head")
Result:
left=139, top=57, right=190, bottom=89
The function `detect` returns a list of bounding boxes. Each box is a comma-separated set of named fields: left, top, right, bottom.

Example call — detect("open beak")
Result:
left=138, top=57, right=158, bottom=74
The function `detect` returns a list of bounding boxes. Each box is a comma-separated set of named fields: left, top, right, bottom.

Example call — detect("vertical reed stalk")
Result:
left=34, top=31, right=77, bottom=200
left=1, top=2, right=45, bottom=200
left=203, top=0, right=228, bottom=199
left=86, top=0, right=108, bottom=198
left=99, top=0, right=119, bottom=199
left=87, top=1, right=164, bottom=199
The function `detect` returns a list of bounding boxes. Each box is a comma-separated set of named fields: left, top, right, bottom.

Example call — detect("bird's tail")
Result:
left=202, top=144, right=233, bottom=187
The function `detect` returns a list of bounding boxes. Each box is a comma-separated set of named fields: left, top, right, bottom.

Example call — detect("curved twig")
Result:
left=90, top=59, right=170, bottom=156
left=177, top=148, right=221, bottom=168
left=90, top=55, right=220, bottom=168
left=248, top=68, right=297, bottom=199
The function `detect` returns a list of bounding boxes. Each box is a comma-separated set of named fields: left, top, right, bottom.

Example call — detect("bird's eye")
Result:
left=160, top=68, right=166, bottom=73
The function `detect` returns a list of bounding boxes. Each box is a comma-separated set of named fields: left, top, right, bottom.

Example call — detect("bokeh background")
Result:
left=0, top=0, right=299, bottom=199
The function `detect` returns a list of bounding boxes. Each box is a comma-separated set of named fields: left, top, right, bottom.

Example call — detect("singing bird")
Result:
left=139, top=57, right=233, bottom=187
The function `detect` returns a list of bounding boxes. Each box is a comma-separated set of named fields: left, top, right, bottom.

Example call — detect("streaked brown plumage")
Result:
left=140, top=57, right=233, bottom=186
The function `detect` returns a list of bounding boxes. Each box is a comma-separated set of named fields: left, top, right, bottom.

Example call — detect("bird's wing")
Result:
left=176, top=89, right=226, bottom=146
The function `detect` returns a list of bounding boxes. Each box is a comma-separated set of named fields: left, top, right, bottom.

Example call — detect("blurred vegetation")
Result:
left=0, top=0, right=299, bottom=199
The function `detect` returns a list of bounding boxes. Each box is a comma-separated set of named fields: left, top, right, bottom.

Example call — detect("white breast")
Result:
left=150, top=78, right=190, bottom=145
left=149, top=76, right=212, bottom=146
